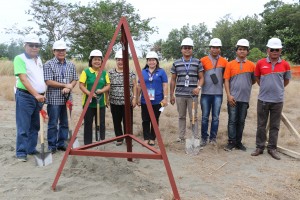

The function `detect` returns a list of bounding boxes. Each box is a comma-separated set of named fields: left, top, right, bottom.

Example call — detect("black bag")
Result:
left=210, top=73, right=218, bottom=84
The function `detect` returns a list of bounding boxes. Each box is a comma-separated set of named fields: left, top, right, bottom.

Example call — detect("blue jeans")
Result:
left=15, top=90, right=42, bottom=157
left=200, top=94, right=223, bottom=141
left=227, top=102, right=249, bottom=144
left=47, top=104, right=68, bottom=150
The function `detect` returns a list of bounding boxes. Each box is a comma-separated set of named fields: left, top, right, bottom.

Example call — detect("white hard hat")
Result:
left=146, top=51, right=158, bottom=59
left=209, top=38, right=222, bottom=47
left=52, top=40, right=67, bottom=50
left=114, top=50, right=123, bottom=59
left=266, top=38, right=283, bottom=48
left=89, top=49, right=103, bottom=59
left=181, top=37, right=194, bottom=47
left=24, top=34, right=40, bottom=44
left=236, top=39, right=250, bottom=47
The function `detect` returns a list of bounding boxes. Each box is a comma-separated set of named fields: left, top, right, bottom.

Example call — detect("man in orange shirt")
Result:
left=199, top=38, right=228, bottom=146
left=223, top=39, right=256, bottom=151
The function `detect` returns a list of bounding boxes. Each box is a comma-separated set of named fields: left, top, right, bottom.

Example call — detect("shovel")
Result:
left=95, top=94, right=103, bottom=141
left=34, top=108, right=53, bottom=166
left=64, top=93, right=80, bottom=148
left=185, top=97, right=201, bottom=155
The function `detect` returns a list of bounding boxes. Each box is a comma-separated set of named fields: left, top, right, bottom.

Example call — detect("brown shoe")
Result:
left=251, top=148, right=263, bottom=156
left=268, top=149, right=281, bottom=160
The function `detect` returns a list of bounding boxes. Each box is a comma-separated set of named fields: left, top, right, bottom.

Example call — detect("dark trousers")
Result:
left=110, top=104, right=133, bottom=142
left=256, top=100, right=283, bottom=150
left=84, top=106, right=106, bottom=145
left=227, top=102, right=249, bottom=144
left=141, top=104, right=161, bottom=140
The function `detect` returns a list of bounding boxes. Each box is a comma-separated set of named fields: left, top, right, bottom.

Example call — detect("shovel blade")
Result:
left=34, top=152, right=53, bottom=167
left=185, top=138, right=202, bottom=155
left=72, top=138, right=80, bottom=148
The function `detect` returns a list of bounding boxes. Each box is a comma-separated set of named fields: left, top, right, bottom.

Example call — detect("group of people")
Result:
left=14, top=33, right=291, bottom=162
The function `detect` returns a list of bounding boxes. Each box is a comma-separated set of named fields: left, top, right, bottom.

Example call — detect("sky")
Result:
left=0, top=0, right=297, bottom=53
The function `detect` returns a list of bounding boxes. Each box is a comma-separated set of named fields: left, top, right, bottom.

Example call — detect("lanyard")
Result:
left=182, top=57, right=192, bottom=74
left=147, top=68, right=156, bottom=82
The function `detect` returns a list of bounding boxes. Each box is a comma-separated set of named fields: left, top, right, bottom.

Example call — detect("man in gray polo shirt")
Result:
left=170, top=37, right=204, bottom=142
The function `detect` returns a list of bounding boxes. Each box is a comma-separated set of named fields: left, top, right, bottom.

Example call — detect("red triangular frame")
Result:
left=51, top=17, right=180, bottom=200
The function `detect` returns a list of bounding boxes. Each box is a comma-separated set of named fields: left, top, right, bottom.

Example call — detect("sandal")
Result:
left=148, top=140, right=155, bottom=146
left=116, top=141, right=123, bottom=146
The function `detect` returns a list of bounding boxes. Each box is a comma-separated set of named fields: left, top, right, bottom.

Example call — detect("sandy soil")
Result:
left=0, top=78, right=299, bottom=200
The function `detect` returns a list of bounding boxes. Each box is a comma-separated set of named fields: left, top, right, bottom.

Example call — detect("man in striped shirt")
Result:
left=170, top=37, right=204, bottom=142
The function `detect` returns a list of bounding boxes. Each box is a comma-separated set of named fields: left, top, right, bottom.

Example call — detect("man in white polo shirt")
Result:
left=14, top=33, right=46, bottom=162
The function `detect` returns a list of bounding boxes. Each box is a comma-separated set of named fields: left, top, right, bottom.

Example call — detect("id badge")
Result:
left=147, top=88, right=155, bottom=100
left=184, top=80, right=189, bottom=87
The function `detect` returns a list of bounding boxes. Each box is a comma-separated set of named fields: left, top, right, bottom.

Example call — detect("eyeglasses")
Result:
left=182, top=46, right=193, bottom=50
left=28, top=43, right=40, bottom=48
left=270, top=48, right=280, bottom=52
left=55, top=49, right=66, bottom=52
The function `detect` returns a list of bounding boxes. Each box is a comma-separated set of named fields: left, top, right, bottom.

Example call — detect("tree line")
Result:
left=0, top=0, right=299, bottom=64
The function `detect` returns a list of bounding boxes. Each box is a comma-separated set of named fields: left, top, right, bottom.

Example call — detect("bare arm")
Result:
left=132, top=79, right=137, bottom=108
left=255, top=77, right=260, bottom=86
left=79, top=82, right=97, bottom=98
left=161, top=82, right=168, bottom=106
left=224, top=79, right=236, bottom=107
left=192, top=71, right=204, bottom=95
left=136, top=83, right=142, bottom=106
left=284, top=79, right=289, bottom=87
left=170, top=73, right=176, bottom=105
left=19, top=74, right=45, bottom=102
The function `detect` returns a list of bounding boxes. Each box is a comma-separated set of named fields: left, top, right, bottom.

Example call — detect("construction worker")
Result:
left=79, top=50, right=110, bottom=144
left=14, top=34, right=46, bottom=162
left=224, top=39, right=256, bottom=152
left=199, top=38, right=228, bottom=147
left=170, top=37, right=204, bottom=143
left=251, top=38, right=291, bottom=160
left=43, top=40, right=78, bottom=153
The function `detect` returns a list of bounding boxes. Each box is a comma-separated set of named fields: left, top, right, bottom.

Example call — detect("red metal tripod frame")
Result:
left=51, top=17, right=180, bottom=200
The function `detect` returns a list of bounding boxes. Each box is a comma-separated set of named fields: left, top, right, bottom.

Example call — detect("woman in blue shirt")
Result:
left=137, top=51, right=168, bottom=146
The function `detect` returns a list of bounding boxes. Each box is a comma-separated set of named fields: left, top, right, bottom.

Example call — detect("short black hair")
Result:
left=88, top=56, right=102, bottom=67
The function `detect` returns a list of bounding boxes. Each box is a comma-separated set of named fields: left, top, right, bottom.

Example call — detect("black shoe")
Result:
left=50, top=148, right=57, bottom=154
left=236, top=143, right=247, bottom=151
left=57, top=146, right=67, bottom=151
left=224, top=143, right=235, bottom=151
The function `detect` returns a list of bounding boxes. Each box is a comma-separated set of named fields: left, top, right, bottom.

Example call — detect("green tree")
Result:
left=261, top=0, right=300, bottom=63
left=69, top=0, right=157, bottom=60
left=248, top=47, right=266, bottom=63
left=161, top=23, right=210, bottom=60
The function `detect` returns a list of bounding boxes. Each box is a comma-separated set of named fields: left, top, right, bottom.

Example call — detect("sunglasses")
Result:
left=270, top=48, right=280, bottom=52
left=182, top=46, right=193, bottom=50
left=28, top=43, right=40, bottom=48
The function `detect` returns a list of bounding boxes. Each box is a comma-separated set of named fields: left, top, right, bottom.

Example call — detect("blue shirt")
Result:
left=139, top=67, right=168, bottom=105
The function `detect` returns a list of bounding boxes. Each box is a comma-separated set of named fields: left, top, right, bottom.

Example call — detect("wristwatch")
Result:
left=197, top=86, right=202, bottom=90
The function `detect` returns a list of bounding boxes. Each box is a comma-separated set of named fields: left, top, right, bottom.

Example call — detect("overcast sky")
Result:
left=0, top=0, right=297, bottom=47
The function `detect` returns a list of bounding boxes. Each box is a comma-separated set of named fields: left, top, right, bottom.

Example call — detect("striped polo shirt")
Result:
left=170, top=57, right=203, bottom=97
left=224, top=58, right=255, bottom=103
left=255, top=57, right=291, bottom=103
left=200, top=55, right=228, bottom=95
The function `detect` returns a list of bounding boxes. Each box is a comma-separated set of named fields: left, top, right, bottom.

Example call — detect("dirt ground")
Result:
left=0, top=77, right=299, bottom=200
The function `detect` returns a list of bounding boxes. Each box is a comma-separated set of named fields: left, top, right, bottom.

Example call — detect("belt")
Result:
left=17, top=88, right=44, bottom=95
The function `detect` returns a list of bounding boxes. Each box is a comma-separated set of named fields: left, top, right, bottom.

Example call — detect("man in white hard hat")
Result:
left=224, top=39, right=256, bottom=152
left=13, top=33, right=46, bottom=162
left=170, top=37, right=204, bottom=142
left=251, top=38, right=291, bottom=160
left=199, top=38, right=228, bottom=147
left=108, top=49, right=137, bottom=146
left=43, top=40, right=78, bottom=153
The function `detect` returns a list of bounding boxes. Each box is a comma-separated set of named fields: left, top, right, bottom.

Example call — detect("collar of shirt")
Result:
left=235, top=58, right=247, bottom=63
left=24, top=52, right=39, bottom=59
left=54, top=57, right=66, bottom=64
left=208, top=54, right=220, bottom=61
left=267, top=57, right=282, bottom=63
